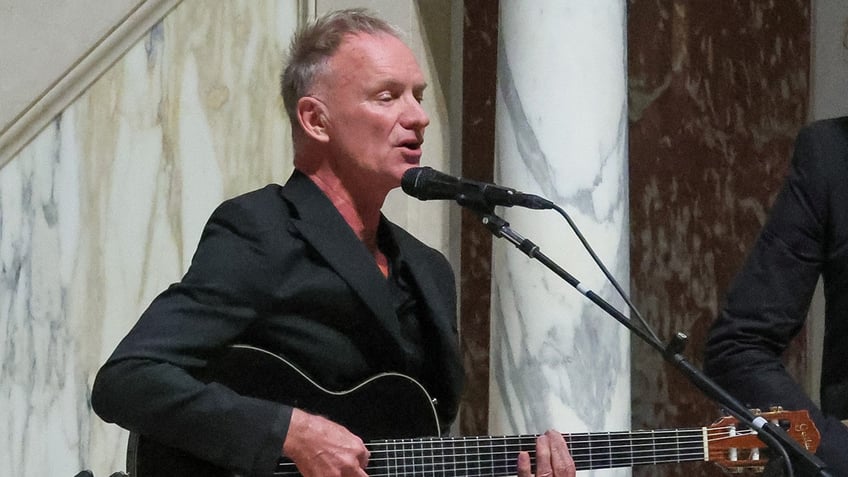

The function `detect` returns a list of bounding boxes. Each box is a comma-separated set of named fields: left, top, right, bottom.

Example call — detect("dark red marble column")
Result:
left=458, top=0, right=499, bottom=437
left=628, top=1, right=810, bottom=476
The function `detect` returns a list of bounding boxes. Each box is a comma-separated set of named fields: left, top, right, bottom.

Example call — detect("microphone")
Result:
left=401, top=166, right=554, bottom=210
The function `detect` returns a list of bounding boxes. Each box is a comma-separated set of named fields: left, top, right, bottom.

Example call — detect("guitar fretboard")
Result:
left=275, top=428, right=708, bottom=476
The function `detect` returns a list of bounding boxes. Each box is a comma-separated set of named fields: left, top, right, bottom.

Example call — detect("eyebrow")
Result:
left=373, top=78, right=428, bottom=93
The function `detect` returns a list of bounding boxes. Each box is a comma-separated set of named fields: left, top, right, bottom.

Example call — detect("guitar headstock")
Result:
left=707, top=408, right=820, bottom=473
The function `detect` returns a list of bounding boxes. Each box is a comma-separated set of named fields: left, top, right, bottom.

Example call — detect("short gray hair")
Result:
left=280, top=8, right=403, bottom=126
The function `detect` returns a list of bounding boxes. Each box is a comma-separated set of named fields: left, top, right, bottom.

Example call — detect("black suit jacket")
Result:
left=92, top=171, right=464, bottom=476
left=705, top=117, right=848, bottom=473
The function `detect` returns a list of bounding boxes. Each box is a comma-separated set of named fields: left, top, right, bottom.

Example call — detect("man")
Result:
left=92, top=9, right=574, bottom=477
left=704, top=117, right=848, bottom=474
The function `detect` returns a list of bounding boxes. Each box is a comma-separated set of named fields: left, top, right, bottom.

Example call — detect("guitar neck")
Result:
left=564, top=428, right=707, bottom=470
left=350, top=428, right=705, bottom=476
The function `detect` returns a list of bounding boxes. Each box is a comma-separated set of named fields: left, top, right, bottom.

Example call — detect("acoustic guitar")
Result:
left=127, top=344, right=820, bottom=476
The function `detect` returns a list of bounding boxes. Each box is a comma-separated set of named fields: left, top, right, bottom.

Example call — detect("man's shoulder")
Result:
left=211, top=184, right=290, bottom=227
left=225, top=183, right=285, bottom=205
left=793, top=117, right=848, bottom=174
left=802, top=116, right=848, bottom=141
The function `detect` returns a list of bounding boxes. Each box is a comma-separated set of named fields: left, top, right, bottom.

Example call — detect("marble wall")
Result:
left=628, top=1, right=811, bottom=476
left=0, top=1, right=455, bottom=475
left=0, top=0, right=143, bottom=149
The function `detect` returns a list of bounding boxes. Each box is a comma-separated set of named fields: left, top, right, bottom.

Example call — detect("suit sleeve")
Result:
left=704, top=123, right=848, bottom=473
left=91, top=198, right=290, bottom=477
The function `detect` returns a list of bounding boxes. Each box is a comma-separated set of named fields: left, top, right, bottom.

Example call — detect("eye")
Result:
left=377, top=92, right=396, bottom=102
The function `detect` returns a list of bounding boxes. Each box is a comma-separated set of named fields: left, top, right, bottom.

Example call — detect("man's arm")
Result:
left=704, top=121, right=848, bottom=473
left=282, top=409, right=370, bottom=477
left=92, top=198, right=293, bottom=477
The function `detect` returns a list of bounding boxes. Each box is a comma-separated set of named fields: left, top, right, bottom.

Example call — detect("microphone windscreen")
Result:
left=401, top=166, right=430, bottom=197
left=402, top=166, right=460, bottom=200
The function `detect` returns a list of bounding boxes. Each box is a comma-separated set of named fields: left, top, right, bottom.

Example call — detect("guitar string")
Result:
left=359, top=426, right=758, bottom=449
left=273, top=451, right=711, bottom=477
left=360, top=425, right=756, bottom=443
left=272, top=450, right=751, bottom=476
left=270, top=426, right=762, bottom=476
left=272, top=427, right=754, bottom=458
left=272, top=448, right=720, bottom=477
left=273, top=450, right=712, bottom=477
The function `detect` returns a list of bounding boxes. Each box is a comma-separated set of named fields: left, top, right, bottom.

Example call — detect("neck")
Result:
left=304, top=169, right=384, bottom=247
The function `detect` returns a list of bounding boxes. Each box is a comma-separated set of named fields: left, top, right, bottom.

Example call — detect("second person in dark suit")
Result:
left=705, top=117, right=848, bottom=474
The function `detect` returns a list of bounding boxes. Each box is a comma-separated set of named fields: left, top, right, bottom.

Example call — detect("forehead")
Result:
left=326, top=33, right=426, bottom=88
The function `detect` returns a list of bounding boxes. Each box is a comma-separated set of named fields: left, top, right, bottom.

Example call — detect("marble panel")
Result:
left=458, top=0, right=500, bottom=437
left=628, top=1, right=810, bottom=476
left=1, top=1, right=298, bottom=474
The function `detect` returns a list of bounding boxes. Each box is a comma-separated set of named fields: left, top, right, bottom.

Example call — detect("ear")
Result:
left=296, top=96, right=330, bottom=143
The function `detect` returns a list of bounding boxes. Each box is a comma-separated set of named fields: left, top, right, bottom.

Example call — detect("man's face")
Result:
left=316, top=33, right=430, bottom=192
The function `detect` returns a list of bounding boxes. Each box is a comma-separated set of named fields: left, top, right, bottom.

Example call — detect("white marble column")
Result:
left=490, top=2, right=630, bottom=475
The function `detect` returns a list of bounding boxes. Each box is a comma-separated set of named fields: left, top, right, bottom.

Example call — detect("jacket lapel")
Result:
left=279, top=172, right=406, bottom=363
left=401, top=240, right=458, bottom=347
left=389, top=222, right=464, bottom=419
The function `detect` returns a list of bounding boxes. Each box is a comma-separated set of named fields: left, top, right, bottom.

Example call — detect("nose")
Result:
left=401, top=95, right=430, bottom=130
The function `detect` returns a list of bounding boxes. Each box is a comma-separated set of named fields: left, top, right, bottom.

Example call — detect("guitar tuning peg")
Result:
left=769, top=405, right=784, bottom=412
left=749, top=408, right=762, bottom=415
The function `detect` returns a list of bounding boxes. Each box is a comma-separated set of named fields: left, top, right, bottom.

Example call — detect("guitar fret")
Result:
left=611, top=431, right=629, bottom=468
left=568, top=433, right=589, bottom=469
left=679, top=429, right=684, bottom=463
left=467, top=437, right=476, bottom=476
left=405, top=438, right=413, bottom=476
left=440, top=437, right=452, bottom=477
left=593, top=431, right=610, bottom=469
left=433, top=440, right=450, bottom=477
left=462, top=437, right=469, bottom=476
left=412, top=438, right=420, bottom=476
left=651, top=429, right=657, bottom=466
left=474, top=437, right=484, bottom=475
left=424, top=436, right=433, bottom=477
left=615, top=431, right=636, bottom=468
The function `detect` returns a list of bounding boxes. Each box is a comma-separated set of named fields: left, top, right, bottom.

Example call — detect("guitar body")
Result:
left=127, top=345, right=440, bottom=477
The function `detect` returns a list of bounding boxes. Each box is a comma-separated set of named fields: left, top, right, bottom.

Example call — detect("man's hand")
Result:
left=517, top=429, right=575, bottom=477
left=282, top=408, right=370, bottom=477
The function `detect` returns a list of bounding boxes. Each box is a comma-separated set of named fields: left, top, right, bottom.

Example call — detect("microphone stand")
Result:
left=467, top=203, right=831, bottom=477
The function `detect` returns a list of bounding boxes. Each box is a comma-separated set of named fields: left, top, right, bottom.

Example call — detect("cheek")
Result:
left=360, top=109, right=398, bottom=134
left=340, top=109, right=398, bottom=153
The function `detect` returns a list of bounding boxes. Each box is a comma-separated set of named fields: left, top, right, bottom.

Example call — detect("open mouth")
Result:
left=398, top=140, right=422, bottom=151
